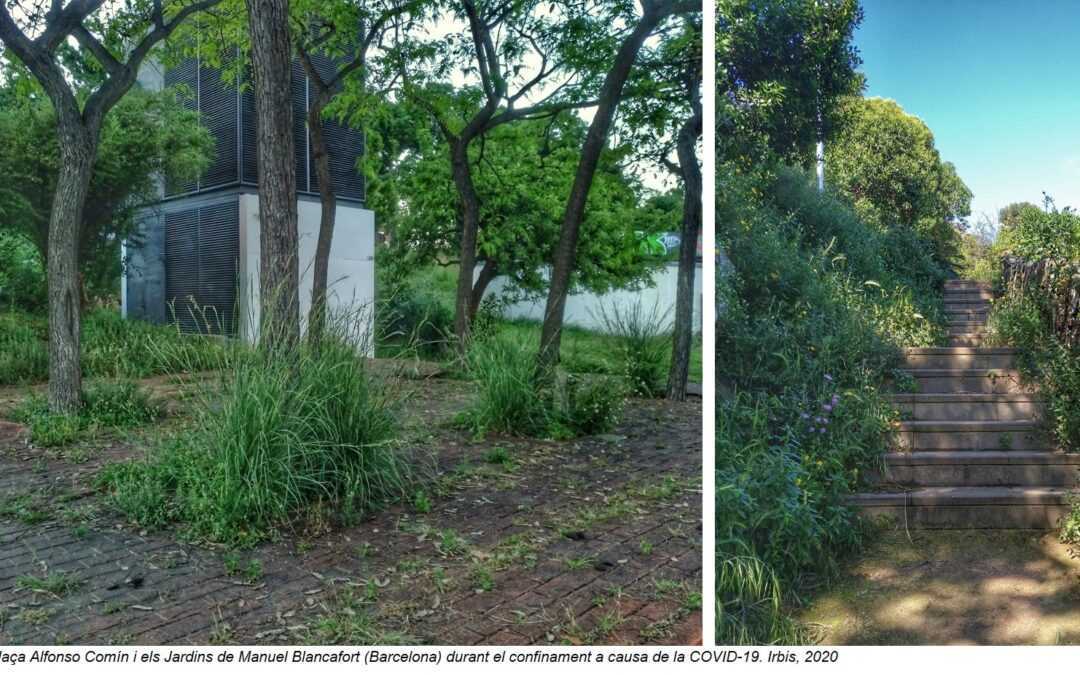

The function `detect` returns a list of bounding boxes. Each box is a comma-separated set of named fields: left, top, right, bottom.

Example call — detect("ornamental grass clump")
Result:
left=100, top=308, right=409, bottom=546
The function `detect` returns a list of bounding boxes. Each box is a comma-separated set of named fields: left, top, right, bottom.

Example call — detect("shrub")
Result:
left=99, top=321, right=408, bottom=546
left=987, top=287, right=1080, bottom=451
left=0, top=312, right=48, bottom=384
left=595, top=301, right=671, bottom=397
left=554, top=374, right=625, bottom=436
left=717, top=167, right=942, bottom=643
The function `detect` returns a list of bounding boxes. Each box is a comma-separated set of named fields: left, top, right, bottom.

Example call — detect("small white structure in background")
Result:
left=122, top=52, right=375, bottom=350
left=486, top=262, right=703, bottom=334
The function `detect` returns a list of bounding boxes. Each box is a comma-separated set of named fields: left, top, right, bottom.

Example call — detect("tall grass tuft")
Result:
left=460, top=333, right=625, bottom=438
left=595, top=301, right=671, bottom=397
left=717, top=555, right=805, bottom=645
left=100, top=307, right=409, bottom=546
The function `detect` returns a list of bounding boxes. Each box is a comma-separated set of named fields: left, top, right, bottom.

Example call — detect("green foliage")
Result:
left=11, top=380, right=160, bottom=446
left=826, top=97, right=972, bottom=265
left=995, top=199, right=1080, bottom=262
left=381, top=113, right=669, bottom=299
left=100, top=327, right=408, bottom=547
left=0, top=232, right=46, bottom=311
left=987, top=287, right=1080, bottom=452
left=595, top=301, right=672, bottom=397
left=0, top=310, right=229, bottom=386
left=460, top=333, right=624, bottom=439
left=717, top=167, right=946, bottom=643
left=717, top=0, right=864, bottom=165
left=0, top=86, right=212, bottom=301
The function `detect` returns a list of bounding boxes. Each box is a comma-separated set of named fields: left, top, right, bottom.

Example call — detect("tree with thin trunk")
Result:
left=245, top=0, right=300, bottom=349
left=0, top=0, right=222, bottom=413
left=537, top=0, right=698, bottom=371
left=292, top=0, right=425, bottom=344
left=403, top=0, right=598, bottom=350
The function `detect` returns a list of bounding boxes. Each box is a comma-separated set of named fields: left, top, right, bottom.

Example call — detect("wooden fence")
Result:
left=1001, top=255, right=1080, bottom=347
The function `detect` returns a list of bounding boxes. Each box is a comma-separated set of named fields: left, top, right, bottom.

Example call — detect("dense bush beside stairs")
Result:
left=717, top=167, right=950, bottom=644
left=982, top=205, right=1080, bottom=550
left=99, top=319, right=409, bottom=548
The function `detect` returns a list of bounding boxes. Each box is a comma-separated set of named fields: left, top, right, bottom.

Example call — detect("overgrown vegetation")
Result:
left=458, top=333, right=625, bottom=439
left=0, top=309, right=228, bottom=386
left=11, top=380, right=160, bottom=446
left=99, top=318, right=409, bottom=547
left=717, top=167, right=950, bottom=644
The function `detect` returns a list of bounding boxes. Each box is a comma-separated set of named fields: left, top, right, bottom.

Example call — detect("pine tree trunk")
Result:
left=538, top=7, right=666, bottom=370
left=307, top=97, right=336, bottom=346
left=246, top=0, right=300, bottom=350
left=666, top=111, right=703, bottom=401
left=47, top=123, right=97, bottom=414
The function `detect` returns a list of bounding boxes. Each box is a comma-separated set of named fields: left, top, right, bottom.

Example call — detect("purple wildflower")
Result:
left=823, top=404, right=833, bottom=412
left=824, top=374, right=833, bottom=382
left=801, top=413, right=810, bottom=420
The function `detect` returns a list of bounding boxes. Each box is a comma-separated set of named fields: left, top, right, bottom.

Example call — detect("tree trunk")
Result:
left=306, top=96, right=336, bottom=346
left=47, top=123, right=97, bottom=414
left=468, top=259, right=498, bottom=323
left=451, top=140, right=482, bottom=351
left=538, top=7, right=667, bottom=370
left=246, top=0, right=300, bottom=350
left=666, top=109, right=703, bottom=401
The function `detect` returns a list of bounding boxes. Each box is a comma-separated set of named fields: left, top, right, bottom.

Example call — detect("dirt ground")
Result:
left=0, top=369, right=702, bottom=646
left=799, top=530, right=1080, bottom=645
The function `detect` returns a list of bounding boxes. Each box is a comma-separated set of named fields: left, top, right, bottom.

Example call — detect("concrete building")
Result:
left=121, top=52, right=375, bottom=343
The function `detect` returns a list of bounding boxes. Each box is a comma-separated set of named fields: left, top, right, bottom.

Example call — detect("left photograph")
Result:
left=0, top=0, right=703, bottom=647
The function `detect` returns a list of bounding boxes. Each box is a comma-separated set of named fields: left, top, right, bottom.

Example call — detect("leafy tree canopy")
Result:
left=382, top=104, right=672, bottom=298
left=996, top=197, right=1080, bottom=262
left=717, top=0, right=863, bottom=168
left=826, top=96, right=972, bottom=264
left=0, top=61, right=213, bottom=301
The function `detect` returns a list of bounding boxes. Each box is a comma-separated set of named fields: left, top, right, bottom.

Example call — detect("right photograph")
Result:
left=717, top=0, right=1080, bottom=646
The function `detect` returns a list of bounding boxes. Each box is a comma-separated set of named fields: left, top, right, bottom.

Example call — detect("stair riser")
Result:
left=947, top=335, right=986, bottom=347
left=856, top=504, right=1070, bottom=529
left=907, top=374, right=1024, bottom=394
left=945, top=291, right=994, bottom=301
left=948, top=322, right=988, bottom=332
left=902, top=353, right=1015, bottom=369
left=946, top=311, right=990, bottom=322
left=894, top=400, right=1041, bottom=421
left=871, top=464, right=1079, bottom=487
left=890, top=429, right=1048, bottom=451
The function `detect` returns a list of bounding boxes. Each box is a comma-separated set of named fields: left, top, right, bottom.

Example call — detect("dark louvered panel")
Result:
left=164, top=209, right=200, bottom=332
left=164, top=58, right=199, bottom=196
left=196, top=202, right=239, bottom=334
left=240, top=78, right=258, bottom=185
left=198, top=59, right=240, bottom=188
left=293, top=60, right=310, bottom=194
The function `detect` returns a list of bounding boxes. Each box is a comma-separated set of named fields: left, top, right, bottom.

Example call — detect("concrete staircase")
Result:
left=851, top=279, right=1079, bottom=529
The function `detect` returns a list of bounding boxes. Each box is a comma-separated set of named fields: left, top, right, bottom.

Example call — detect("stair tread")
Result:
left=896, top=368, right=1019, bottom=375
left=894, top=419, right=1040, bottom=430
left=888, top=392, right=1040, bottom=401
left=851, top=486, right=1073, bottom=506
left=903, top=347, right=1015, bottom=354
left=883, top=451, right=1080, bottom=465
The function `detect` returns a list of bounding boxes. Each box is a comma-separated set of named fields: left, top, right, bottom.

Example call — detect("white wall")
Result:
left=239, top=194, right=376, bottom=350
left=486, top=263, right=703, bottom=334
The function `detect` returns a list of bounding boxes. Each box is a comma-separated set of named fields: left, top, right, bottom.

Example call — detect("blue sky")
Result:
left=854, top=0, right=1080, bottom=231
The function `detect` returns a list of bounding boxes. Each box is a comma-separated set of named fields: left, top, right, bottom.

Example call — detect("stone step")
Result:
left=945, top=289, right=994, bottom=301
left=944, top=280, right=991, bottom=290
left=902, top=347, right=1016, bottom=370
left=872, top=451, right=1080, bottom=487
left=947, top=318, right=988, bottom=327
left=896, top=368, right=1025, bottom=394
left=890, top=420, right=1049, bottom=451
left=944, top=298, right=991, bottom=308
left=890, top=392, right=1041, bottom=421
left=945, top=309, right=990, bottom=322
left=947, top=334, right=986, bottom=347
left=850, top=487, right=1073, bottom=529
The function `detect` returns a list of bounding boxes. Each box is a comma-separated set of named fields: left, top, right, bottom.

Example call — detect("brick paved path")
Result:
left=0, top=380, right=701, bottom=646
